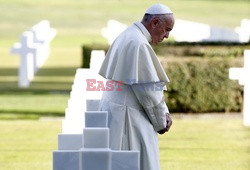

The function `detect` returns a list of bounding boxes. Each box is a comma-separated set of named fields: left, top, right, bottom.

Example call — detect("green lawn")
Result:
left=160, top=115, right=250, bottom=170
left=0, top=0, right=249, bottom=47
left=0, top=120, right=61, bottom=170
left=0, top=115, right=249, bottom=170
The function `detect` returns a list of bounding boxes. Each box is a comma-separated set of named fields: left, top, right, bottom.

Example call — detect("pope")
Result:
left=99, top=3, right=175, bottom=170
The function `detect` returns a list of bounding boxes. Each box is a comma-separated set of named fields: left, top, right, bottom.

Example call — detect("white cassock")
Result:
left=99, top=21, right=170, bottom=170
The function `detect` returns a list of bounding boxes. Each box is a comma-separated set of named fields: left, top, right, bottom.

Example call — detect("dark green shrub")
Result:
left=153, top=43, right=250, bottom=58
left=164, top=58, right=243, bottom=113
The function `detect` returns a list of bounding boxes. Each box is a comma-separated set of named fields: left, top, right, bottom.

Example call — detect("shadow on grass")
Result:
left=0, top=68, right=18, bottom=76
left=0, top=67, right=77, bottom=77
left=0, top=66, right=79, bottom=94
left=0, top=109, right=64, bottom=120
left=29, top=81, right=73, bottom=91
left=0, top=82, right=72, bottom=94
left=35, top=67, right=77, bottom=77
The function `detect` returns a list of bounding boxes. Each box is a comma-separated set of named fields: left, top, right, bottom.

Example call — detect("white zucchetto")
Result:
left=145, top=3, right=173, bottom=14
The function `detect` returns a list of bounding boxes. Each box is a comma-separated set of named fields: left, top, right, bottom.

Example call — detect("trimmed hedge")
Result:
left=82, top=43, right=247, bottom=113
left=153, top=43, right=250, bottom=58
left=163, top=58, right=243, bottom=113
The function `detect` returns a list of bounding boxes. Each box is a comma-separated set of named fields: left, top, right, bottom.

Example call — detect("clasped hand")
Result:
left=158, top=114, right=172, bottom=135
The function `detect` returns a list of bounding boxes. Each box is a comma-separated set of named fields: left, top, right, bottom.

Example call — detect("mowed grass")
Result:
left=0, top=115, right=249, bottom=170
left=0, top=0, right=249, bottom=47
left=160, top=115, right=250, bottom=170
left=0, top=120, right=61, bottom=170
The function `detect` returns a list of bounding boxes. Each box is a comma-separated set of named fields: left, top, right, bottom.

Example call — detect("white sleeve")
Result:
left=131, top=82, right=170, bottom=131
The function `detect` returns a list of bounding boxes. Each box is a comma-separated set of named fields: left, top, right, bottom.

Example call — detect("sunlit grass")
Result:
left=0, top=0, right=249, bottom=47
left=0, top=115, right=249, bottom=170
left=0, top=120, right=61, bottom=170
left=0, top=94, right=68, bottom=119
left=160, top=115, right=250, bottom=169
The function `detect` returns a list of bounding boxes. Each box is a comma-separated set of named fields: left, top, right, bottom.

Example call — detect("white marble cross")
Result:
left=229, top=50, right=250, bottom=126
left=10, top=31, right=37, bottom=88
left=10, top=20, right=56, bottom=88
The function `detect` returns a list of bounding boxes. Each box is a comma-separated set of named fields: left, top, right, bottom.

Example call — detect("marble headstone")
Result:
left=229, top=50, right=250, bottom=126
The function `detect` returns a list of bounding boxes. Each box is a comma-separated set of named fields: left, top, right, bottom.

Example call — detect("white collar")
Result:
left=134, top=21, right=152, bottom=42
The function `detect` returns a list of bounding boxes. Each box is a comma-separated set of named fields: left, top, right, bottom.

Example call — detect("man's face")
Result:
left=151, top=15, right=175, bottom=44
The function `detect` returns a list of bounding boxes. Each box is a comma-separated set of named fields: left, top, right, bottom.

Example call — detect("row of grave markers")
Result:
left=53, top=51, right=140, bottom=170
left=102, top=19, right=250, bottom=44
left=10, top=20, right=56, bottom=88
left=9, top=18, right=249, bottom=88
left=53, top=101, right=140, bottom=170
